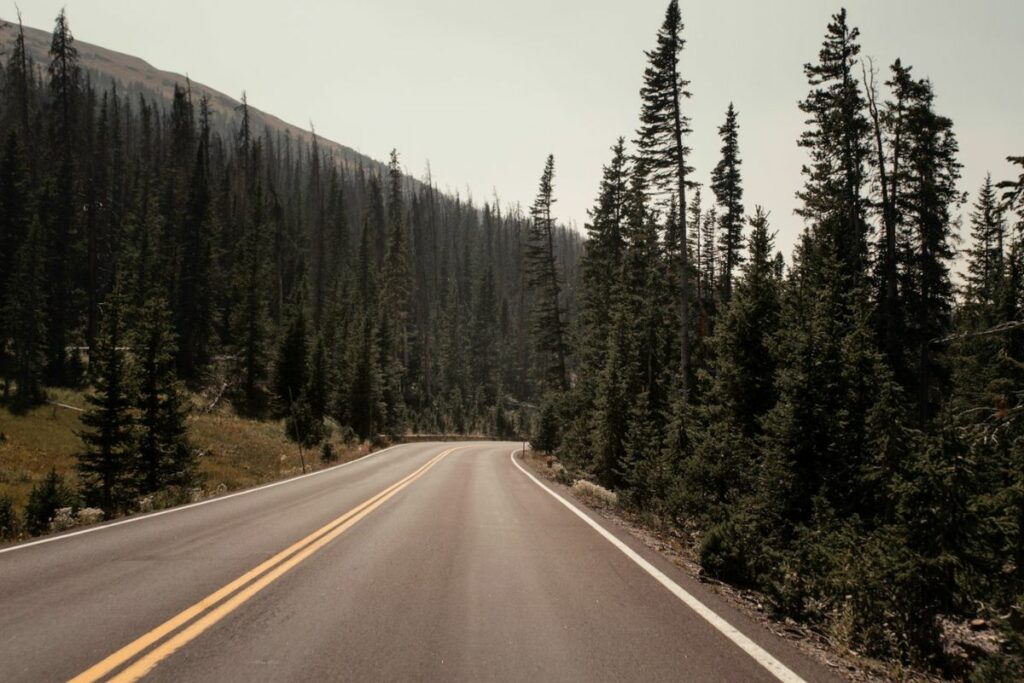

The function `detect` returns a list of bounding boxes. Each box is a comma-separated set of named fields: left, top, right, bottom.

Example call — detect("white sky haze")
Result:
left=10, top=0, right=1023, bottom=257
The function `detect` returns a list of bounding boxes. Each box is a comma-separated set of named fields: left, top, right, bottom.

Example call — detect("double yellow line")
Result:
left=70, top=446, right=461, bottom=683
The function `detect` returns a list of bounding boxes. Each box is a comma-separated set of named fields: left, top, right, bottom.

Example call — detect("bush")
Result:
left=571, top=479, right=618, bottom=508
left=700, top=520, right=754, bottom=586
left=24, top=468, right=76, bottom=535
left=320, top=442, right=337, bottom=464
left=531, top=395, right=562, bottom=454
left=285, top=392, right=324, bottom=447
left=0, top=494, right=20, bottom=540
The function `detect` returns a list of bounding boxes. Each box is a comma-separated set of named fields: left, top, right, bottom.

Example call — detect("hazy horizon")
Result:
left=10, top=0, right=1023, bottom=258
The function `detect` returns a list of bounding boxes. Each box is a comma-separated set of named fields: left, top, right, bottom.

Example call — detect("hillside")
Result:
left=0, top=19, right=381, bottom=176
left=0, top=12, right=582, bottom=542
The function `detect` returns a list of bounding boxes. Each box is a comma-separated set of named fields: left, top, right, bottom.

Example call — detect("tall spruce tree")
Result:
left=891, top=67, right=962, bottom=421
left=710, top=103, right=744, bottom=302
left=963, top=175, right=1006, bottom=323
left=133, top=293, right=194, bottom=493
left=78, top=291, right=136, bottom=515
left=45, top=9, right=82, bottom=385
left=795, top=8, right=870, bottom=293
left=273, top=291, right=309, bottom=412
left=4, top=216, right=48, bottom=409
left=526, top=154, right=568, bottom=392
left=636, top=0, right=694, bottom=391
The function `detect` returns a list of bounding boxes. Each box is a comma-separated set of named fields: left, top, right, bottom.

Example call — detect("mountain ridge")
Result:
left=0, top=18, right=387, bottom=176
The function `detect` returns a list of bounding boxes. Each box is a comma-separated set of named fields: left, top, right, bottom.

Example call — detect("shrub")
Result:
left=530, top=395, right=561, bottom=454
left=24, top=468, right=76, bottom=535
left=699, top=520, right=754, bottom=586
left=0, top=494, right=20, bottom=539
left=76, top=507, right=104, bottom=525
left=285, top=393, right=325, bottom=447
left=571, top=479, right=618, bottom=508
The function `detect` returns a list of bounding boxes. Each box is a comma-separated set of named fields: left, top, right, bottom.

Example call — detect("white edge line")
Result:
left=0, top=441, right=430, bottom=556
left=509, top=449, right=808, bottom=683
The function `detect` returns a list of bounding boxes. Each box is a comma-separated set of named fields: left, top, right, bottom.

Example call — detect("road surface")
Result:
left=0, top=442, right=841, bottom=682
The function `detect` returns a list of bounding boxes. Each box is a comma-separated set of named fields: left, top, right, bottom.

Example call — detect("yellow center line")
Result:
left=69, top=446, right=461, bottom=683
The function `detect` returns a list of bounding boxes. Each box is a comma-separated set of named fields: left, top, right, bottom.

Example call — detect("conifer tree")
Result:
left=710, top=103, right=744, bottom=302
left=274, top=292, right=309, bottom=412
left=470, top=265, right=498, bottom=404
left=708, top=207, right=780, bottom=434
left=3, top=11, right=32, bottom=136
left=4, top=216, right=48, bottom=409
left=133, top=294, right=194, bottom=493
left=636, top=0, right=694, bottom=390
left=307, top=332, right=328, bottom=422
left=526, top=154, right=568, bottom=392
left=45, top=9, right=83, bottom=385
left=698, top=207, right=718, bottom=311
left=176, top=95, right=215, bottom=381
left=78, top=292, right=136, bottom=515
left=230, top=180, right=271, bottom=415
left=892, top=67, right=962, bottom=421
left=795, top=8, right=870, bottom=292
left=576, top=139, right=629, bottom=383
left=349, top=314, right=384, bottom=440
left=24, top=468, right=74, bottom=535
left=679, top=213, right=780, bottom=525
left=963, top=175, right=1006, bottom=322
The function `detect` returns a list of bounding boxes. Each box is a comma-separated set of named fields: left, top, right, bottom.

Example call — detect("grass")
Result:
left=571, top=479, right=619, bottom=508
left=0, top=387, right=367, bottom=530
left=0, top=387, right=87, bottom=510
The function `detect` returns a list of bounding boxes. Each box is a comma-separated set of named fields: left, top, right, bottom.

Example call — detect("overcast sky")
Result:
left=12, top=0, right=1024, bottom=257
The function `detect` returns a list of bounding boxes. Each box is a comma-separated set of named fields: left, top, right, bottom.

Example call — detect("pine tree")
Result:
left=176, top=95, right=215, bottom=381
left=470, top=265, right=498, bottom=404
left=78, top=292, right=136, bottom=515
left=349, top=313, right=384, bottom=440
left=24, top=468, right=75, bottom=535
left=679, top=209, right=779, bottom=525
left=892, top=67, right=961, bottom=422
left=307, top=332, right=328, bottom=422
left=3, top=213, right=46, bottom=410
left=708, top=207, right=780, bottom=434
left=273, top=292, right=309, bottom=412
left=795, top=8, right=871, bottom=293
left=526, top=154, right=569, bottom=392
left=133, top=293, right=194, bottom=494
left=3, top=11, right=32, bottom=136
left=230, top=181, right=271, bottom=415
left=45, top=9, right=83, bottom=386
left=636, top=0, right=694, bottom=390
left=963, top=175, right=1006, bottom=323
left=710, top=103, right=744, bottom=302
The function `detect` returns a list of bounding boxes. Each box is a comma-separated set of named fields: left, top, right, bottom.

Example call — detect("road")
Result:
left=0, top=442, right=841, bottom=682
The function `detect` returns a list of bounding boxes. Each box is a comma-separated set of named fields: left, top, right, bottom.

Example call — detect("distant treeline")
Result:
left=0, top=11, right=581, bottom=516
left=528, top=2, right=1024, bottom=675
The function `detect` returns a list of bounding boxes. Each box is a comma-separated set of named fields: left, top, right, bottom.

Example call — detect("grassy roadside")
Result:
left=0, top=387, right=368, bottom=531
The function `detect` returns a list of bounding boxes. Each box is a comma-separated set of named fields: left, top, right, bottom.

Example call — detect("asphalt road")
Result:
left=0, top=442, right=842, bottom=682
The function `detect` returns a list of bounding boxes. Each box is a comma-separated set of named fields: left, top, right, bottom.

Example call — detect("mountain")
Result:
left=0, top=19, right=380, bottom=175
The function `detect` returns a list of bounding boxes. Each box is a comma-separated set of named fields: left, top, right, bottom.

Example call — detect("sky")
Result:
left=11, top=0, right=1024, bottom=258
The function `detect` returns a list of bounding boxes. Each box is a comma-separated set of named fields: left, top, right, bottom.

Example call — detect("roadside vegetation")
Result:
left=0, top=385, right=365, bottom=541
left=528, top=3, right=1024, bottom=679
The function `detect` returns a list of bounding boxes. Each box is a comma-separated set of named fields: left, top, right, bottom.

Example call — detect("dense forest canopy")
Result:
left=1, top=3, right=1023, bottom=678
